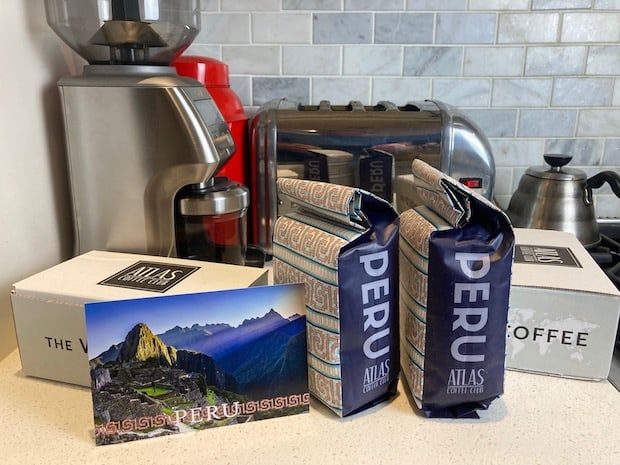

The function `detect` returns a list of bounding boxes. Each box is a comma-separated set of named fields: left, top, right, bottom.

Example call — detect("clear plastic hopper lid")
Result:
left=45, top=0, right=201, bottom=65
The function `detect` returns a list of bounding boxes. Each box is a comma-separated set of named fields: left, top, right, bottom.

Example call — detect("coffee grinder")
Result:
left=45, top=0, right=237, bottom=258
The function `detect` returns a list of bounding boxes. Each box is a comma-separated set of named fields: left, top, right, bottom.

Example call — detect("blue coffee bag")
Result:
left=273, top=178, right=400, bottom=417
left=399, top=160, right=514, bottom=418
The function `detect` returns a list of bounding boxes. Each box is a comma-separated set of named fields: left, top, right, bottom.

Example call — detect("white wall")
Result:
left=0, top=2, right=75, bottom=360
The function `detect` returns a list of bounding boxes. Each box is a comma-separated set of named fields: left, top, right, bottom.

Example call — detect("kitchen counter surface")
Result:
left=1, top=349, right=618, bottom=465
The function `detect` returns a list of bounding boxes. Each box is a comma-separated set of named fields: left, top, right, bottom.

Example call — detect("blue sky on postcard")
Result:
left=85, top=284, right=305, bottom=357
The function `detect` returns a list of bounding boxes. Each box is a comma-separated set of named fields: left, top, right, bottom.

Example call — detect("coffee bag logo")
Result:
left=359, top=250, right=392, bottom=394
left=99, top=261, right=200, bottom=293
left=514, top=245, right=581, bottom=268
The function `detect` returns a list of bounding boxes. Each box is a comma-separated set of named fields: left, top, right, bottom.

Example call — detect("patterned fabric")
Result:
left=410, top=159, right=470, bottom=227
left=277, top=178, right=367, bottom=229
left=401, top=161, right=473, bottom=408
left=399, top=207, right=452, bottom=407
left=274, top=180, right=367, bottom=415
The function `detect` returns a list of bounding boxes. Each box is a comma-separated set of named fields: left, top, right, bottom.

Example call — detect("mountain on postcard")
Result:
left=91, top=309, right=306, bottom=398
left=158, top=309, right=299, bottom=358
left=156, top=309, right=307, bottom=397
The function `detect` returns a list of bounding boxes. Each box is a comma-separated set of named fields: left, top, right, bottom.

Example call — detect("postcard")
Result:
left=85, top=284, right=309, bottom=446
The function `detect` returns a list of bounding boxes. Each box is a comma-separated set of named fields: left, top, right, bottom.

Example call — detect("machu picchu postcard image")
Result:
left=85, top=284, right=309, bottom=445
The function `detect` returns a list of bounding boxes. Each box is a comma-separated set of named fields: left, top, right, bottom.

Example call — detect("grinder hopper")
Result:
left=45, top=0, right=200, bottom=65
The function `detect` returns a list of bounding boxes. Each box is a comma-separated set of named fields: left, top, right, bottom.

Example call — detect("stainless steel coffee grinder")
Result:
left=45, top=0, right=236, bottom=258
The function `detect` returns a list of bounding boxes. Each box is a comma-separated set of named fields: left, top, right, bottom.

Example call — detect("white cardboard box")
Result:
left=507, top=228, right=620, bottom=380
left=10, top=251, right=268, bottom=387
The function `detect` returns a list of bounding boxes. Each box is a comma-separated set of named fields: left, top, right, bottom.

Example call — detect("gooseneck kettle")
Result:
left=506, top=154, right=620, bottom=247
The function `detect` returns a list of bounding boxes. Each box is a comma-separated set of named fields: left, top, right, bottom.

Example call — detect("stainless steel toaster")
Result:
left=249, top=99, right=495, bottom=257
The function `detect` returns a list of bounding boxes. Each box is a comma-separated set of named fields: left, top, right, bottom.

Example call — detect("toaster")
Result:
left=249, top=99, right=495, bottom=257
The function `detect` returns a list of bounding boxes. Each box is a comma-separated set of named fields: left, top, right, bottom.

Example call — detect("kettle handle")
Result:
left=586, top=171, right=620, bottom=198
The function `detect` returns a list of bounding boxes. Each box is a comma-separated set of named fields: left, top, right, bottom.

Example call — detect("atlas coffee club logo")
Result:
left=99, top=261, right=200, bottom=293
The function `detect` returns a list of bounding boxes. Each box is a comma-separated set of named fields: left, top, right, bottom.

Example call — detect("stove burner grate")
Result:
left=589, top=234, right=620, bottom=288
left=587, top=232, right=620, bottom=349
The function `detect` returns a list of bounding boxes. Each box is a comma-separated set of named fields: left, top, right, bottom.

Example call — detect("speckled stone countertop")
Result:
left=0, top=350, right=618, bottom=465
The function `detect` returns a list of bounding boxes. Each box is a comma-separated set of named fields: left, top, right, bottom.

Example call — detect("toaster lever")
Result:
left=375, top=101, right=398, bottom=111
left=347, top=101, right=365, bottom=111
left=318, top=100, right=331, bottom=111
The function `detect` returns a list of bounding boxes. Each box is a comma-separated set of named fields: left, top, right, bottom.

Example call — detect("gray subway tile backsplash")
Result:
left=371, top=77, right=432, bottom=102
left=283, top=45, right=341, bottom=75
left=344, top=0, right=405, bottom=10
left=436, top=13, right=497, bottom=44
left=464, top=109, right=518, bottom=138
left=283, top=0, right=341, bottom=9
left=492, top=79, right=553, bottom=107
left=464, top=47, right=525, bottom=76
left=407, top=0, right=467, bottom=10
left=374, top=13, right=434, bottom=44
left=469, top=0, right=529, bottom=9
left=197, top=13, right=251, bottom=43
left=586, top=46, right=620, bottom=75
left=525, top=46, right=587, bottom=76
left=252, top=77, right=310, bottom=105
left=403, top=47, right=463, bottom=76
left=532, top=0, right=593, bottom=9
left=186, top=4, right=620, bottom=216
left=596, top=0, right=620, bottom=8
left=498, top=13, right=560, bottom=43
left=562, top=13, right=620, bottom=42
left=578, top=109, right=620, bottom=137
left=343, top=45, right=403, bottom=75
left=492, top=139, right=547, bottom=167
left=252, top=13, right=312, bottom=43
left=517, top=109, right=578, bottom=137
left=200, top=0, right=218, bottom=11
left=221, top=0, right=280, bottom=11
left=222, top=45, right=280, bottom=74
left=552, top=78, right=614, bottom=107
left=312, top=76, right=372, bottom=102
left=545, top=138, right=605, bottom=165
left=603, top=139, right=620, bottom=164
left=432, top=78, right=491, bottom=106
left=313, top=13, right=373, bottom=44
